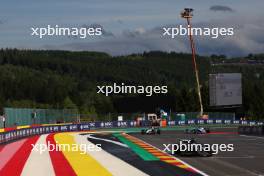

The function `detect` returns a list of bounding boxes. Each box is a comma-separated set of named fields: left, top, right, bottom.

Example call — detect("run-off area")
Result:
left=131, top=127, right=264, bottom=176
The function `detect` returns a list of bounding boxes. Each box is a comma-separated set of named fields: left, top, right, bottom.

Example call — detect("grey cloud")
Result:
left=210, top=5, right=234, bottom=12
left=44, top=17, right=264, bottom=57
left=81, top=23, right=114, bottom=37
left=117, top=19, right=123, bottom=24
left=44, top=34, right=188, bottom=56
left=0, top=18, right=7, bottom=25
left=122, top=30, right=139, bottom=38
left=122, top=28, right=146, bottom=38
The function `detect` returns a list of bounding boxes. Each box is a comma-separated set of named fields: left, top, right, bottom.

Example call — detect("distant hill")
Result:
left=0, top=49, right=263, bottom=120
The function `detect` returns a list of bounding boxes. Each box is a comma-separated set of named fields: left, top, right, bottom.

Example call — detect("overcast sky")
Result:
left=0, top=0, right=263, bottom=57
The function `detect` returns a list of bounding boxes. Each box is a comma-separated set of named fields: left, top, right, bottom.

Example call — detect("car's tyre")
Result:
left=157, top=129, right=161, bottom=134
left=197, top=150, right=213, bottom=157
left=141, top=130, right=145, bottom=134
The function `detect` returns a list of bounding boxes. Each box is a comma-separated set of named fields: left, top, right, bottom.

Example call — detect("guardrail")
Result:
left=0, top=124, right=90, bottom=144
left=168, top=119, right=263, bottom=126
left=238, top=125, right=264, bottom=135
left=0, top=119, right=263, bottom=144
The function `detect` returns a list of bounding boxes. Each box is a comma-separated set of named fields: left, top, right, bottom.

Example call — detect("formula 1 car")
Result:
left=141, top=127, right=161, bottom=135
left=172, top=139, right=213, bottom=157
left=185, top=127, right=210, bottom=134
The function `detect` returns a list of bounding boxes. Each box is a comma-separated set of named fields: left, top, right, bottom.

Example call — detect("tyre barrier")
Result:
left=238, top=125, right=264, bottom=136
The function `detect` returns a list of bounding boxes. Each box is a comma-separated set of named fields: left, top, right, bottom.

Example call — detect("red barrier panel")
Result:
left=4, top=127, right=17, bottom=132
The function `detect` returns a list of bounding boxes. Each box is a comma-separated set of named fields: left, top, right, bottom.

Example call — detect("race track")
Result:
left=0, top=126, right=263, bottom=176
left=132, top=127, right=264, bottom=176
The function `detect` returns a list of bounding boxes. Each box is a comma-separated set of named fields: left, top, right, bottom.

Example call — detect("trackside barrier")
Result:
left=238, top=125, right=264, bottom=136
left=0, top=119, right=263, bottom=144
left=0, top=124, right=90, bottom=144
left=0, top=121, right=138, bottom=144
left=167, top=119, right=263, bottom=126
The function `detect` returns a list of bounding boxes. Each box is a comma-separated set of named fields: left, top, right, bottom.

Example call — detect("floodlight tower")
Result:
left=181, top=8, right=204, bottom=117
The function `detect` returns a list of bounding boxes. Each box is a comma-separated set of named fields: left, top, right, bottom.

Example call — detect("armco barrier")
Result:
left=238, top=125, right=264, bottom=136
left=167, top=119, right=263, bottom=126
left=0, top=121, right=138, bottom=144
left=0, top=119, right=263, bottom=144
left=0, top=124, right=90, bottom=144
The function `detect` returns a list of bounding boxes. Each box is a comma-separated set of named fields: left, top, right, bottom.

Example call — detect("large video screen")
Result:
left=209, top=73, right=242, bottom=106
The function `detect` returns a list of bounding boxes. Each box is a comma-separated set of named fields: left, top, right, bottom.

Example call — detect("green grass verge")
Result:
left=113, top=133, right=159, bottom=161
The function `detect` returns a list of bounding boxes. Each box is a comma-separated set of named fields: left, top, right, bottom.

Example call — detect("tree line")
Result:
left=0, top=49, right=263, bottom=120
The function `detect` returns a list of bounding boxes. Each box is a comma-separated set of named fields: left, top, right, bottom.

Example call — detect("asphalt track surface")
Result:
left=86, top=133, right=201, bottom=176
left=0, top=126, right=263, bottom=176
left=131, top=127, right=264, bottom=176
left=0, top=131, right=203, bottom=176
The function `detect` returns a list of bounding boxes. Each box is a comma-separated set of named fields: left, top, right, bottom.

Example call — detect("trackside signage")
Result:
left=0, top=119, right=263, bottom=144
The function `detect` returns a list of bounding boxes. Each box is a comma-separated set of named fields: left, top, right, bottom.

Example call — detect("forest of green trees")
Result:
left=0, top=49, right=263, bottom=120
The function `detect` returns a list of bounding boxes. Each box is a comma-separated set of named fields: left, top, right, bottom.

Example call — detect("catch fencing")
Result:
left=2, top=108, right=79, bottom=128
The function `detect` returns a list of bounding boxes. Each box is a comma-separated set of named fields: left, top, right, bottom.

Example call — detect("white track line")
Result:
left=85, top=134, right=128, bottom=148
left=124, top=133, right=209, bottom=176
left=21, top=134, right=55, bottom=176
left=211, top=156, right=255, bottom=159
left=240, top=135, right=264, bottom=139
left=72, top=133, right=149, bottom=176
